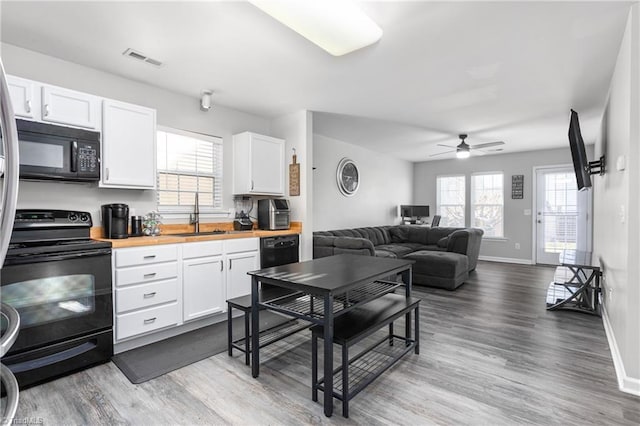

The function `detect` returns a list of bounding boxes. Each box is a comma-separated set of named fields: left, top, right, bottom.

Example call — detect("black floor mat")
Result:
left=112, top=311, right=290, bottom=384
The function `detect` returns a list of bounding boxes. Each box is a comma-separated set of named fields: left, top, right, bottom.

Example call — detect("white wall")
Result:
left=413, top=147, right=588, bottom=263
left=312, top=133, right=412, bottom=231
left=271, top=110, right=313, bottom=260
left=593, top=4, right=640, bottom=395
left=1, top=43, right=272, bottom=223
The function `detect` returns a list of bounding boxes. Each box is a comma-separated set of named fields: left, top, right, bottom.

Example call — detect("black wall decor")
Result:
left=512, top=175, right=524, bottom=199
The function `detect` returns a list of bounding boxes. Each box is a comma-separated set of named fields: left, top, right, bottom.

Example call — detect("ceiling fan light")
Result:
left=456, top=150, right=470, bottom=159
left=249, top=0, right=383, bottom=56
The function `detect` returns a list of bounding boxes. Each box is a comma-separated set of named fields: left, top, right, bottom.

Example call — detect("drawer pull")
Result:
left=143, top=292, right=157, bottom=298
left=144, top=317, right=157, bottom=324
left=143, top=255, right=157, bottom=259
left=143, top=273, right=157, bottom=279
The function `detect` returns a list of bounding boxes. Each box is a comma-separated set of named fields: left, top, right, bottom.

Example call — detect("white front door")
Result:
left=535, top=167, right=592, bottom=265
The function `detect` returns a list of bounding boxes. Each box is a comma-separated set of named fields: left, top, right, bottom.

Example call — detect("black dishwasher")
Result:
left=260, top=235, right=299, bottom=268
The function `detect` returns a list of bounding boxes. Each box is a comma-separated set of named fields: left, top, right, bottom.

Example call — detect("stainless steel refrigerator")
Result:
left=0, top=57, right=21, bottom=424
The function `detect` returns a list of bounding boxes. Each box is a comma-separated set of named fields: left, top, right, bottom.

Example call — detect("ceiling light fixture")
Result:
left=456, top=149, right=470, bottom=159
left=248, top=0, right=383, bottom=56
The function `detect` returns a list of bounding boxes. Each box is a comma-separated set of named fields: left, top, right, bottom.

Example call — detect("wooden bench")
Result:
left=310, top=293, right=420, bottom=418
left=227, top=287, right=310, bottom=365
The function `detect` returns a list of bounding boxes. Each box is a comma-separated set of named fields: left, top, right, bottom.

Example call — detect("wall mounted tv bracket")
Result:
left=587, top=155, right=606, bottom=176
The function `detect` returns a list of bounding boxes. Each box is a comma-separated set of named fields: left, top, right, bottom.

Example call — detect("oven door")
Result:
left=1, top=248, right=113, bottom=355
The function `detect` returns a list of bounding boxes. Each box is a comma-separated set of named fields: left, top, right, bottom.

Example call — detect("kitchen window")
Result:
left=471, top=172, right=504, bottom=238
left=436, top=175, right=466, bottom=227
left=156, top=128, right=223, bottom=212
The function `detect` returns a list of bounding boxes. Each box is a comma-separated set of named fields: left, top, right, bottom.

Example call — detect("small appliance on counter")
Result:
left=130, top=216, right=144, bottom=237
left=101, top=203, right=129, bottom=239
left=258, top=199, right=291, bottom=230
left=233, top=196, right=254, bottom=231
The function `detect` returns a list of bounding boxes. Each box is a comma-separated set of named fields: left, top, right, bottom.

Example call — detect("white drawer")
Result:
left=224, top=237, right=259, bottom=254
left=115, top=245, right=178, bottom=268
left=182, top=240, right=223, bottom=259
left=115, top=279, right=179, bottom=314
left=115, top=262, right=178, bottom=287
left=116, top=302, right=180, bottom=341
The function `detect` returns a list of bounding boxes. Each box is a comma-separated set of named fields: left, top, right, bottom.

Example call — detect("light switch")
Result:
left=524, top=209, right=532, bottom=216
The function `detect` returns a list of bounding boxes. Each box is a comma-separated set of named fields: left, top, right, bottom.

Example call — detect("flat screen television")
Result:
left=568, top=109, right=592, bottom=191
left=400, top=205, right=429, bottom=218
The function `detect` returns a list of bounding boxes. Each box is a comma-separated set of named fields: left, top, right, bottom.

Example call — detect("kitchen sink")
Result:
left=171, top=230, right=228, bottom=237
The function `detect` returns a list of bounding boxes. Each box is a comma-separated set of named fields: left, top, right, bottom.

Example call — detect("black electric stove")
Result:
left=1, top=209, right=114, bottom=389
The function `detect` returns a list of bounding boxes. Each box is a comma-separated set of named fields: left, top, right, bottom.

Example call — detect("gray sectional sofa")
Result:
left=313, top=225, right=484, bottom=290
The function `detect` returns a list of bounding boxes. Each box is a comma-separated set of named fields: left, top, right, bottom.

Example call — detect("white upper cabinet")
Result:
left=41, top=85, right=100, bottom=129
left=7, top=76, right=37, bottom=119
left=101, top=99, right=156, bottom=189
left=233, top=132, right=285, bottom=195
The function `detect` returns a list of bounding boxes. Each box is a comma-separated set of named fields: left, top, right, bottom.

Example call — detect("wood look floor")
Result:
left=9, top=262, right=640, bottom=425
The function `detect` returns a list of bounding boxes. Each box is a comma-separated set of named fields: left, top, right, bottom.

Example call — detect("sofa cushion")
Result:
left=389, top=225, right=428, bottom=245
left=374, top=244, right=415, bottom=258
left=404, top=251, right=469, bottom=279
left=425, top=227, right=459, bottom=245
left=436, top=236, right=449, bottom=248
left=330, top=227, right=391, bottom=246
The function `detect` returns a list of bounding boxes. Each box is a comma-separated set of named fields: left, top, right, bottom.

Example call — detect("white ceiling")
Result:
left=0, top=1, right=632, bottom=161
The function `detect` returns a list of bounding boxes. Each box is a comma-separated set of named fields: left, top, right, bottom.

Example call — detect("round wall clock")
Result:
left=336, top=158, right=359, bottom=196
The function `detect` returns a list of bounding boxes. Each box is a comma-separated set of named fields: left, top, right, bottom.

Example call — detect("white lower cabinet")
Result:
left=116, top=302, right=180, bottom=341
left=113, top=245, right=180, bottom=343
left=112, top=238, right=260, bottom=344
left=225, top=239, right=259, bottom=300
left=183, top=247, right=226, bottom=321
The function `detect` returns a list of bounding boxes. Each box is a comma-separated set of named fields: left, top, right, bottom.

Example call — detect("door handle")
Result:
left=229, top=259, right=232, bottom=270
left=44, top=104, right=50, bottom=117
left=537, top=220, right=542, bottom=223
left=25, top=100, right=32, bottom=113
left=220, top=261, right=223, bottom=272
left=71, top=140, right=78, bottom=172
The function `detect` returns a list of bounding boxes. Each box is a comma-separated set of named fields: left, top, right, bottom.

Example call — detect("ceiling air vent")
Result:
left=122, top=48, right=163, bottom=67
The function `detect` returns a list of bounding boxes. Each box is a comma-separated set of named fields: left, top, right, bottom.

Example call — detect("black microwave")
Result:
left=15, top=119, right=100, bottom=182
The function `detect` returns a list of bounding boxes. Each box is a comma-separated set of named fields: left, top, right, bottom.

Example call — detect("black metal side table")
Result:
left=546, top=250, right=602, bottom=315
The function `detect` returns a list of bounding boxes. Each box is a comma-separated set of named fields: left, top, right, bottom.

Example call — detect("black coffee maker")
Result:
left=101, top=203, right=129, bottom=239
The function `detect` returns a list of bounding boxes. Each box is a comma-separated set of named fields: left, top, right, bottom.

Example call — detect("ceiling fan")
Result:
left=430, top=134, right=505, bottom=159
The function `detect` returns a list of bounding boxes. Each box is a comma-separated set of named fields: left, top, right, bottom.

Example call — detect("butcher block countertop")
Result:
left=92, top=222, right=302, bottom=248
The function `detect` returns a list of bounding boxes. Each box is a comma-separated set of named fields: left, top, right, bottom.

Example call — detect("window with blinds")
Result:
left=156, top=128, right=223, bottom=211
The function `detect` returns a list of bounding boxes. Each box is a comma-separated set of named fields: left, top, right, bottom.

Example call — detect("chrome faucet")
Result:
left=190, top=192, right=200, bottom=233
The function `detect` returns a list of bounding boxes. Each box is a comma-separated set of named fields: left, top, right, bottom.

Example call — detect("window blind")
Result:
left=156, top=129, right=223, bottom=211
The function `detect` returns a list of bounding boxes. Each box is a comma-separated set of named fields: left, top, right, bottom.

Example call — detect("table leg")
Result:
left=402, top=267, right=412, bottom=344
left=251, top=276, right=260, bottom=378
left=323, top=294, right=334, bottom=417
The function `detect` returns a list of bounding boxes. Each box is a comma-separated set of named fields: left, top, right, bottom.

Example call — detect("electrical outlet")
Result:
left=515, top=243, right=520, bottom=250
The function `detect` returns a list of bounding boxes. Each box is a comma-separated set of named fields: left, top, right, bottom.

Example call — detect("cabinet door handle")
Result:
left=25, top=100, right=32, bottom=113
left=143, top=272, right=157, bottom=279
left=144, top=317, right=157, bottom=324
left=229, top=259, right=232, bottom=270
left=105, top=167, right=109, bottom=181
left=251, top=180, right=254, bottom=190
left=143, top=292, right=156, bottom=298
left=143, top=255, right=156, bottom=259
left=220, top=261, right=223, bottom=272
left=44, top=104, right=50, bottom=117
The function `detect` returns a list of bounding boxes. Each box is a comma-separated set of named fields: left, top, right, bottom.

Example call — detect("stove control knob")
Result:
left=80, top=213, right=90, bottom=222
left=68, top=213, right=78, bottom=222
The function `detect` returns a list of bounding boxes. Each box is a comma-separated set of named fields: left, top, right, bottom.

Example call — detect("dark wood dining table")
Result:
left=248, top=254, right=414, bottom=417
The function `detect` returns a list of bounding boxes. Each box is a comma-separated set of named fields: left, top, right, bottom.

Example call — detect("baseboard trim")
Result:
left=602, top=306, right=640, bottom=396
left=478, top=255, right=533, bottom=265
